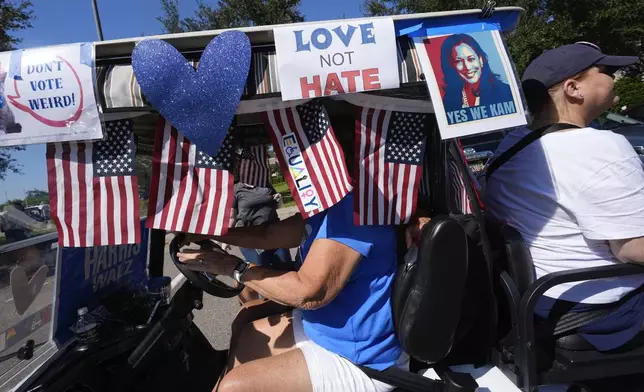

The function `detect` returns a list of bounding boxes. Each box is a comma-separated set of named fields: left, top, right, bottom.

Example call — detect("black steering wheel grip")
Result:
left=169, top=234, right=243, bottom=298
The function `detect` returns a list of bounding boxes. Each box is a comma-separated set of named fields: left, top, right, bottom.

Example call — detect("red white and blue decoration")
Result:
left=263, top=100, right=352, bottom=218
left=354, top=107, right=428, bottom=225
left=46, top=120, right=140, bottom=247
left=146, top=117, right=235, bottom=236
left=238, top=145, right=271, bottom=188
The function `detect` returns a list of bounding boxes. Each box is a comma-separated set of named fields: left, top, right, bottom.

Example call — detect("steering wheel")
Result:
left=169, top=234, right=244, bottom=298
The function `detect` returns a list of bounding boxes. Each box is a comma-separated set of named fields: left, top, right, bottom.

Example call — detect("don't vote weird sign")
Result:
left=0, top=43, right=103, bottom=147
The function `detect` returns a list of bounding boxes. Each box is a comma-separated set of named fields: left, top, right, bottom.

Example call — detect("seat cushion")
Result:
left=556, top=334, right=595, bottom=351
left=392, top=216, right=469, bottom=364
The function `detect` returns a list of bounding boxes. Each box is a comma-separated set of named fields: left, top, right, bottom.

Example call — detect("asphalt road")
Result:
left=164, top=206, right=299, bottom=350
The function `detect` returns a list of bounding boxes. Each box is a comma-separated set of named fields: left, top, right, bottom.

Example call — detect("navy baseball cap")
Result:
left=522, top=42, right=638, bottom=88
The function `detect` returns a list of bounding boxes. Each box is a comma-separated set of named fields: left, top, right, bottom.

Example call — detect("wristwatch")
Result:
left=233, top=261, right=250, bottom=284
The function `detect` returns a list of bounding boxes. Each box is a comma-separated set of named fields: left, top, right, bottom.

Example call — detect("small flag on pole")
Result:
left=237, top=145, right=270, bottom=187
left=354, top=107, right=428, bottom=225
left=147, top=118, right=235, bottom=235
left=46, top=120, right=140, bottom=247
left=262, top=100, right=352, bottom=217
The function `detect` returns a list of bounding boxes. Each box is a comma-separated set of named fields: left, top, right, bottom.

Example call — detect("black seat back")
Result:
left=392, top=216, right=469, bottom=364
left=499, top=225, right=535, bottom=295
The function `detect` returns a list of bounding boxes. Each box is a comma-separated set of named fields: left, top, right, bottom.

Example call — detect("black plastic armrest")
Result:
left=514, top=263, right=644, bottom=387
left=518, top=263, right=644, bottom=341
left=498, top=270, right=521, bottom=345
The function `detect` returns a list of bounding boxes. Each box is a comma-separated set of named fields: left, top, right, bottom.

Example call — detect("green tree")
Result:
left=614, top=77, right=644, bottom=111
left=24, top=189, right=49, bottom=206
left=158, top=0, right=303, bottom=33
left=0, top=1, right=33, bottom=181
left=0, top=198, right=23, bottom=209
left=363, top=0, right=644, bottom=76
left=158, top=0, right=183, bottom=33
left=0, top=0, right=34, bottom=51
left=0, top=146, right=24, bottom=181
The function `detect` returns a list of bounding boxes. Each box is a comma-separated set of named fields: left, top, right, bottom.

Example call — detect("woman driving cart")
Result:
left=178, top=188, right=409, bottom=392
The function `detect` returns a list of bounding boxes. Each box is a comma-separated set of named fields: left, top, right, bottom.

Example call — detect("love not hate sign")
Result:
left=0, top=43, right=102, bottom=147
left=274, top=19, right=400, bottom=101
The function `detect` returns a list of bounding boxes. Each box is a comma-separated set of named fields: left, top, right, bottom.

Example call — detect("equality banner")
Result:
left=414, top=30, right=527, bottom=139
left=0, top=43, right=102, bottom=147
left=274, top=18, right=399, bottom=101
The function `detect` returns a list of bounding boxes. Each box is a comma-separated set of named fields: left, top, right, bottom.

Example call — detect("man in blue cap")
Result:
left=485, top=42, right=644, bottom=351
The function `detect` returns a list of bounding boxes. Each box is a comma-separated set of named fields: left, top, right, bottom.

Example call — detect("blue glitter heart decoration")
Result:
left=132, top=31, right=251, bottom=157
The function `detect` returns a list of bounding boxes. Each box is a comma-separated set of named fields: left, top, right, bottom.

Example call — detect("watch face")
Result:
left=235, top=261, right=249, bottom=274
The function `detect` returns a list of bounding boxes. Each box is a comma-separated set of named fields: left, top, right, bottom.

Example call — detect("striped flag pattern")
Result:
left=237, top=145, right=270, bottom=187
left=262, top=101, right=352, bottom=217
left=448, top=158, right=472, bottom=214
left=146, top=118, right=235, bottom=235
left=355, top=107, right=428, bottom=225
left=448, top=140, right=483, bottom=215
left=46, top=120, right=140, bottom=247
left=419, top=150, right=432, bottom=199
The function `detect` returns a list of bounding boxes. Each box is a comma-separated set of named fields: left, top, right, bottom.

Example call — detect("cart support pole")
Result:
left=91, top=0, right=105, bottom=41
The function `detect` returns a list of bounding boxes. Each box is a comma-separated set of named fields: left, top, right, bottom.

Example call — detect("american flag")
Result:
left=237, top=145, right=270, bottom=187
left=448, top=140, right=482, bottom=215
left=419, top=145, right=432, bottom=200
left=355, top=107, right=428, bottom=225
left=146, top=118, right=235, bottom=235
left=262, top=101, right=352, bottom=217
left=46, top=120, right=140, bottom=247
left=449, top=158, right=472, bottom=214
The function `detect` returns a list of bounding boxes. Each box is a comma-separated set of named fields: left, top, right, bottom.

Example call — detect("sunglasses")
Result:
left=599, top=66, right=619, bottom=77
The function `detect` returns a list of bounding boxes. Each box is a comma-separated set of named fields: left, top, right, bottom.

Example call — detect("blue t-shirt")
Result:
left=299, top=193, right=401, bottom=370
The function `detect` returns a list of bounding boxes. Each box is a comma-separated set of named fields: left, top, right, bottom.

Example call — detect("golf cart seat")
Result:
left=364, top=215, right=487, bottom=392
left=493, top=223, right=644, bottom=391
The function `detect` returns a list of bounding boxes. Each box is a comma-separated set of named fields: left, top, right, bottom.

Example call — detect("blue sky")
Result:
left=1, top=0, right=364, bottom=202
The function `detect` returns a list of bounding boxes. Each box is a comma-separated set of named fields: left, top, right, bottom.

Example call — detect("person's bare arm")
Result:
left=183, top=214, right=305, bottom=250
left=241, top=239, right=362, bottom=309
left=178, top=238, right=362, bottom=310
left=610, top=237, right=644, bottom=263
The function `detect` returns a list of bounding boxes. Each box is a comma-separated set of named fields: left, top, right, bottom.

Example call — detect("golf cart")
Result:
left=3, top=6, right=644, bottom=392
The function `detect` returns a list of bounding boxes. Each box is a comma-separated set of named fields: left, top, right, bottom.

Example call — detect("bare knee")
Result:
left=216, top=369, right=248, bottom=392
left=230, top=321, right=269, bottom=364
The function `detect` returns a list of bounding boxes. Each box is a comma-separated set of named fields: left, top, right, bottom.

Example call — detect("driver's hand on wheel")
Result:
left=177, top=248, right=241, bottom=277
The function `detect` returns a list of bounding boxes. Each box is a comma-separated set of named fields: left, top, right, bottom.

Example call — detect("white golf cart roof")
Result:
left=95, top=7, right=524, bottom=60
left=92, top=7, right=524, bottom=114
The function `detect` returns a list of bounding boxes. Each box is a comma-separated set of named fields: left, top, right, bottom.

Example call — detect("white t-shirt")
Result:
left=484, top=127, right=644, bottom=304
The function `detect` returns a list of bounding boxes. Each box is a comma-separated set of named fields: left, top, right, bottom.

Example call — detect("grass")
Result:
left=273, top=181, right=290, bottom=194
left=273, top=181, right=296, bottom=209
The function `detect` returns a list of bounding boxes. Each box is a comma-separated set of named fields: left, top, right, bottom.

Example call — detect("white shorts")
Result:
left=292, top=310, right=410, bottom=392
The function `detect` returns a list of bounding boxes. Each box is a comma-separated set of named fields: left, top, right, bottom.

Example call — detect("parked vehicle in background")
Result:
left=24, top=205, right=50, bottom=222
left=462, top=111, right=644, bottom=174
left=622, top=102, right=644, bottom=122
left=595, top=112, right=644, bottom=163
